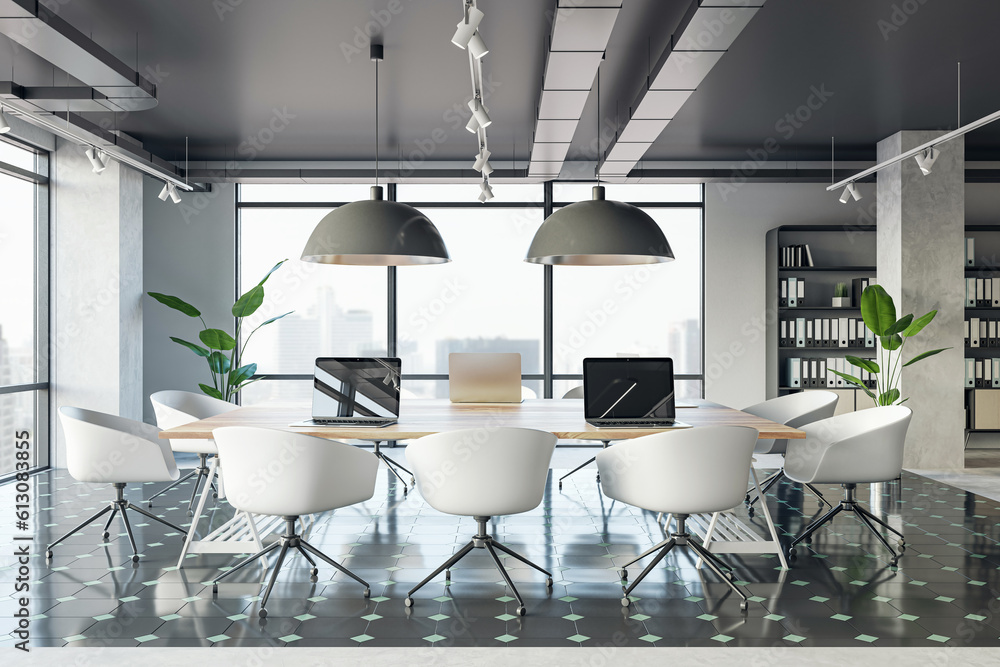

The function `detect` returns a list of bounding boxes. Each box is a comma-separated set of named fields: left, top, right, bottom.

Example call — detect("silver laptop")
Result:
left=584, top=357, right=687, bottom=428
left=290, top=357, right=400, bottom=428
left=449, top=352, right=523, bottom=403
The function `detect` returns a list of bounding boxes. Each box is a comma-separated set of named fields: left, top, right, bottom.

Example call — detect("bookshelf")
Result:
left=963, top=225, right=1000, bottom=433
left=766, top=225, right=877, bottom=412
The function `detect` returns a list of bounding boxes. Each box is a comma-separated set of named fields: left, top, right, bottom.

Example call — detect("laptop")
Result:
left=583, top=357, right=686, bottom=428
left=290, top=357, right=401, bottom=428
left=449, top=352, right=523, bottom=403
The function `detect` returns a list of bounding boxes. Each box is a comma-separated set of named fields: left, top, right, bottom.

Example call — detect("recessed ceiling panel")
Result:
left=617, top=118, right=671, bottom=143
left=534, top=119, right=580, bottom=143
left=674, top=7, right=759, bottom=52
left=538, top=89, right=590, bottom=120
left=550, top=7, right=620, bottom=51
left=531, top=142, right=571, bottom=162
left=650, top=51, right=725, bottom=90
left=631, top=90, right=692, bottom=120
left=605, top=142, right=649, bottom=162
left=543, top=51, right=603, bottom=90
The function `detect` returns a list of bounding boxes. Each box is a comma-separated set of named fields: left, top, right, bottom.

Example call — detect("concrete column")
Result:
left=877, top=131, right=964, bottom=469
left=52, top=138, right=143, bottom=467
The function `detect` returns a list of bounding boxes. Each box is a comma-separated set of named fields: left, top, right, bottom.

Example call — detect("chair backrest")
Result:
left=562, top=386, right=584, bottom=399
left=150, top=390, right=240, bottom=455
left=406, top=427, right=556, bottom=517
left=521, top=385, right=538, bottom=400
left=212, top=426, right=379, bottom=517
left=596, top=425, right=759, bottom=515
left=785, top=405, right=912, bottom=484
left=743, top=390, right=839, bottom=455
left=59, top=406, right=179, bottom=484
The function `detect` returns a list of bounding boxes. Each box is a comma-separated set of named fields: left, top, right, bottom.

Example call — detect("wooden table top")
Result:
left=159, top=398, right=805, bottom=442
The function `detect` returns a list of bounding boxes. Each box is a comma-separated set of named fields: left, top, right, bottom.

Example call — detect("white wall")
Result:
left=703, top=181, right=877, bottom=409
left=142, top=178, right=236, bottom=423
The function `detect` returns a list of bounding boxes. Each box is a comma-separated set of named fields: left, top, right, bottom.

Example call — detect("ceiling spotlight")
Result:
left=159, top=182, right=181, bottom=204
left=0, top=106, right=10, bottom=134
left=468, top=32, right=489, bottom=60
left=85, top=147, right=109, bottom=174
left=158, top=182, right=170, bottom=201
left=480, top=180, right=494, bottom=202
left=838, top=182, right=861, bottom=204
left=451, top=6, right=484, bottom=49
left=914, top=146, right=940, bottom=175
left=465, top=114, right=479, bottom=134
left=473, top=147, right=493, bottom=174
left=468, top=97, right=492, bottom=129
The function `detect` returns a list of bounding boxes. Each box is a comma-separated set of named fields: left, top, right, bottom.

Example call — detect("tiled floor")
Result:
left=2, top=447, right=999, bottom=649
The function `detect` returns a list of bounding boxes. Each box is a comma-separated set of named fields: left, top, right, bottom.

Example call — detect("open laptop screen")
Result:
left=313, top=358, right=401, bottom=419
left=583, top=358, right=675, bottom=420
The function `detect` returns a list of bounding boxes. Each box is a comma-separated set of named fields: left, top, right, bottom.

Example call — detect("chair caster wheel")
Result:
left=258, top=608, right=267, bottom=619
left=747, top=508, right=755, bottom=518
left=212, top=584, right=218, bottom=595
left=445, top=570, right=451, bottom=581
left=102, top=531, right=109, bottom=539
left=725, top=571, right=735, bottom=581
left=131, top=554, right=140, bottom=563
left=890, top=558, right=899, bottom=568
left=621, top=597, right=630, bottom=608
left=558, top=482, right=563, bottom=490
left=619, top=569, right=628, bottom=581
left=363, top=587, right=371, bottom=598
left=213, top=493, right=219, bottom=499
left=745, top=493, right=751, bottom=504
left=740, top=600, right=749, bottom=612
left=187, top=510, right=194, bottom=517
left=404, top=597, right=413, bottom=607
left=596, top=474, right=601, bottom=483
left=310, top=567, right=319, bottom=577
left=146, top=501, right=152, bottom=508
left=45, top=550, right=53, bottom=559
left=516, top=606, right=526, bottom=617
left=410, top=477, right=415, bottom=485
left=898, top=540, right=906, bottom=550
left=787, top=548, right=796, bottom=561
left=545, top=577, right=553, bottom=588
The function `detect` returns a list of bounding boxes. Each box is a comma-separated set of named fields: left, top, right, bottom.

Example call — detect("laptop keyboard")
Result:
left=593, top=419, right=674, bottom=427
left=313, top=418, right=393, bottom=426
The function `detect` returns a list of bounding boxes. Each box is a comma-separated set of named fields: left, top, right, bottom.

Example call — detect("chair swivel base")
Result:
left=146, top=453, right=218, bottom=515
left=619, top=515, right=749, bottom=612
left=403, top=516, right=553, bottom=617
left=744, top=469, right=831, bottom=516
left=787, top=483, right=906, bottom=566
left=46, top=483, right=186, bottom=563
left=212, top=516, right=370, bottom=619
left=558, top=441, right=610, bottom=489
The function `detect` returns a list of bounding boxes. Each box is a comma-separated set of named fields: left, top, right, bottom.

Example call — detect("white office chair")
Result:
left=562, top=385, right=584, bottom=399
left=48, top=407, right=186, bottom=562
left=149, top=390, right=239, bottom=513
left=521, top=385, right=538, bottom=399
left=784, top=406, right=912, bottom=566
left=743, top=390, right=839, bottom=514
left=209, top=426, right=378, bottom=618
left=597, top=425, right=759, bottom=611
left=403, top=427, right=557, bottom=616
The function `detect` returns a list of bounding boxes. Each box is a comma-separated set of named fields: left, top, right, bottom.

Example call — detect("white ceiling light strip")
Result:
left=527, top=0, right=622, bottom=180
left=453, top=0, right=495, bottom=201
left=600, top=0, right=766, bottom=180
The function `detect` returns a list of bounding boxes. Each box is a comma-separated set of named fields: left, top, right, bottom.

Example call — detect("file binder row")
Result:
left=964, top=278, right=1000, bottom=307
left=780, top=244, right=814, bottom=267
left=786, top=357, right=877, bottom=389
left=779, top=277, right=806, bottom=307
left=965, top=237, right=975, bottom=267
left=964, top=318, right=1000, bottom=347
left=965, top=358, right=1000, bottom=388
left=780, top=317, right=875, bottom=348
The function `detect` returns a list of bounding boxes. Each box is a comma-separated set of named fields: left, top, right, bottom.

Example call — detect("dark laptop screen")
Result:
left=583, top=358, right=675, bottom=420
left=313, top=358, right=401, bottom=419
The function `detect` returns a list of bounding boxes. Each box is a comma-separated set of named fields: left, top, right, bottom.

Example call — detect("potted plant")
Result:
left=832, top=282, right=850, bottom=308
left=831, top=284, right=950, bottom=406
left=147, top=260, right=292, bottom=402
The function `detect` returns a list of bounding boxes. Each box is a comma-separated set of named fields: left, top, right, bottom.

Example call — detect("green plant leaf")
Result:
left=169, top=336, right=210, bottom=358
left=879, top=388, right=901, bottom=406
left=208, top=351, right=231, bottom=374
left=256, top=311, right=293, bottom=328
left=257, top=259, right=287, bottom=286
left=902, top=347, right=951, bottom=367
left=899, top=397, right=909, bottom=404
left=228, top=363, right=257, bottom=386
left=829, top=369, right=878, bottom=403
left=861, top=284, right=896, bottom=336
left=883, top=314, right=914, bottom=337
left=232, top=285, right=265, bottom=318
left=148, top=292, right=201, bottom=317
left=199, top=328, right=237, bottom=350
left=902, top=310, right=937, bottom=337
left=845, top=355, right=880, bottom=374
left=880, top=333, right=902, bottom=350
left=199, top=383, right=224, bottom=400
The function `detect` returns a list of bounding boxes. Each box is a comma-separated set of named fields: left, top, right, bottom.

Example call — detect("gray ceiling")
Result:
left=2, top=0, right=1000, bottom=165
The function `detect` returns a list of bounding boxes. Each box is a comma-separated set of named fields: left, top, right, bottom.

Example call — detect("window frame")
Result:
left=235, top=182, right=704, bottom=400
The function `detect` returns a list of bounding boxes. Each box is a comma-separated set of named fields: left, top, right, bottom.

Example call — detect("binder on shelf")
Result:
left=835, top=358, right=846, bottom=387
left=994, top=359, right=1000, bottom=388
left=978, top=279, right=987, bottom=307
left=811, top=359, right=821, bottom=387
left=780, top=278, right=788, bottom=307
left=838, top=317, right=849, bottom=347
left=965, top=358, right=975, bottom=388
left=797, top=279, right=805, bottom=306
left=780, top=320, right=788, bottom=346
left=826, top=358, right=836, bottom=387
left=865, top=323, right=875, bottom=348
left=965, top=319, right=970, bottom=346
left=787, top=358, right=801, bottom=388
left=966, top=277, right=976, bottom=308
left=796, top=246, right=803, bottom=267
left=818, top=359, right=827, bottom=387
left=994, top=278, right=1000, bottom=307
left=971, top=317, right=981, bottom=348
left=822, top=318, right=831, bottom=348
left=851, top=277, right=869, bottom=307
left=966, top=237, right=975, bottom=267
left=848, top=319, right=858, bottom=347
left=991, top=320, right=997, bottom=348
left=981, top=319, right=988, bottom=348
left=976, top=359, right=985, bottom=388
left=987, top=279, right=993, bottom=308
left=986, top=359, right=993, bottom=387
left=788, top=277, right=798, bottom=307
left=804, top=244, right=814, bottom=267
left=802, top=360, right=811, bottom=388
left=795, top=318, right=806, bottom=348
left=805, top=320, right=814, bottom=347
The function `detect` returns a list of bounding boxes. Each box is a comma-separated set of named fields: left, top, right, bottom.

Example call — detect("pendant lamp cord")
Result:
left=375, top=56, right=379, bottom=188
left=595, top=64, right=601, bottom=184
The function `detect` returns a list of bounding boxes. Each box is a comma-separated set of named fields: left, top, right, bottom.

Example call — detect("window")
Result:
left=0, top=138, right=49, bottom=480
left=236, top=182, right=703, bottom=403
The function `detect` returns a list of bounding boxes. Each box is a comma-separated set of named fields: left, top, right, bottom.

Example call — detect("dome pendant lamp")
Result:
left=301, top=44, right=450, bottom=266
left=525, top=67, right=674, bottom=266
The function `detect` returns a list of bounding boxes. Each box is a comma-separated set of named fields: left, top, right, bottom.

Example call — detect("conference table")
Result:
left=160, top=398, right=804, bottom=569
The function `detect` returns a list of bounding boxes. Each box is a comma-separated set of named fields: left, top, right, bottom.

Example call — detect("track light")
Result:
left=465, top=115, right=479, bottom=134
left=914, top=146, right=940, bottom=175
left=468, top=32, right=489, bottom=60
left=0, top=106, right=9, bottom=134
left=480, top=180, right=494, bottom=202
left=468, top=97, right=492, bottom=129
left=838, top=182, right=861, bottom=204
left=85, top=147, right=109, bottom=174
left=158, top=182, right=170, bottom=201
left=158, top=182, right=181, bottom=204
left=451, top=6, right=484, bottom=48
left=473, top=147, right=493, bottom=174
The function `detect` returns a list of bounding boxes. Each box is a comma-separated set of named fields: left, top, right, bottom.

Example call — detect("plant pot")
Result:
left=832, top=297, right=850, bottom=308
